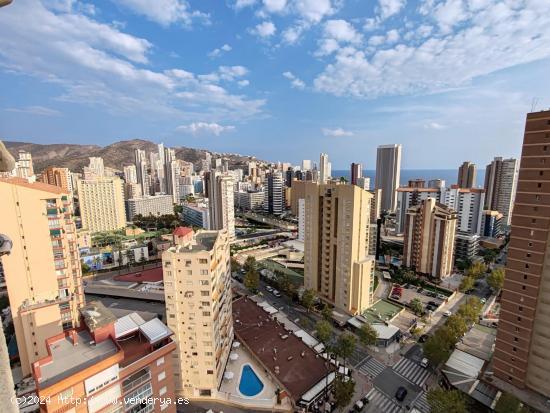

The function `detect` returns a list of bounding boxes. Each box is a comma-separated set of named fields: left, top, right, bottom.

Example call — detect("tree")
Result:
left=423, top=335, right=452, bottom=366
left=335, top=333, right=356, bottom=366
left=443, top=315, right=468, bottom=342
left=301, top=288, right=316, bottom=312
left=467, top=261, right=486, bottom=278
left=427, top=388, right=467, bottom=413
left=457, top=297, right=482, bottom=324
left=487, top=267, right=505, bottom=291
left=316, top=320, right=332, bottom=345
left=459, top=275, right=475, bottom=293
left=244, top=269, right=259, bottom=292
left=244, top=256, right=257, bottom=273
left=409, top=298, right=424, bottom=315
left=333, top=376, right=355, bottom=410
left=230, top=258, right=240, bottom=273
left=358, top=323, right=378, bottom=347
left=494, top=392, right=521, bottom=413
left=321, top=304, right=333, bottom=321
left=482, top=249, right=498, bottom=265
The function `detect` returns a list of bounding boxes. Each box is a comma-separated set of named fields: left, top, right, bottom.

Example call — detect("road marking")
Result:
left=393, top=357, right=431, bottom=387
left=358, top=356, right=386, bottom=378
left=365, top=388, right=402, bottom=413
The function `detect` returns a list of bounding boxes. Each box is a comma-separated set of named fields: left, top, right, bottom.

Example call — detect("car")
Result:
left=272, top=290, right=282, bottom=297
left=428, top=301, right=438, bottom=307
left=265, top=285, right=274, bottom=292
left=391, top=295, right=401, bottom=300
left=436, top=294, right=447, bottom=300
left=443, top=310, right=452, bottom=317
left=353, top=400, right=364, bottom=411
left=418, top=334, right=429, bottom=343
left=395, top=387, right=408, bottom=402
left=420, top=358, right=429, bottom=368
left=417, top=287, right=424, bottom=293
left=481, top=298, right=487, bottom=304
left=427, top=291, right=437, bottom=298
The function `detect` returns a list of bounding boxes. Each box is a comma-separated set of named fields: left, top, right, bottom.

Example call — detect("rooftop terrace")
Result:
left=232, top=297, right=329, bottom=402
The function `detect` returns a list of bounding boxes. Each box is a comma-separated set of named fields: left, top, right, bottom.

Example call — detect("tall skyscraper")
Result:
left=395, top=187, right=440, bottom=233
left=77, top=177, right=126, bottom=233
left=375, top=144, right=402, bottom=212
left=39, top=166, right=73, bottom=193
left=14, top=150, right=34, bottom=178
left=457, top=161, right=477, bottom=188
left=319, top=153, right=330, bottom=184
left=303, top=182, right=375, bottom=315
left=439, top=186, right=486, bottom=235
left=484, top=157, right=519, bottom=227
left=205, top=171, right=235, bottom=239
left=164, top=147, right=179, bottom=203
left=302, top=159, right=312, bottom=171
left=0, top=177, right=84, bottom=375
left=351, top=162, right=362, bottom=186
left=123, top=164, right=138, bottom=184
left=403, top=198, right=457, bottom=279
left=134, top=148, right=148, bottom=196
left=493, top=110, right=550, bottom=396
left=162, top=228, right=233, bottom=398
left=264, top=170, right=284, bottom=214
left=87, top=156, right=104, bottom=178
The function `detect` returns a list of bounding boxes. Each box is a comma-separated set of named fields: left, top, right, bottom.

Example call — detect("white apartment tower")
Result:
left=484, top=157, right=519, bottom=227
left=205, top=172, right=236, bottom=239
left=162, top=229, right=233, bottom=398
left=123, top=164, right=138, bottom=184
left=77, top=177, right=126, bottom=233
left=319, top=153, right=330, bottom=184
left=134, top=148, right=148, bottom=197
left=264, top=170, right=284, bottom=214
left=164, top=147, right=180, bottom=203
left=375, top=144, right=402, bottom=212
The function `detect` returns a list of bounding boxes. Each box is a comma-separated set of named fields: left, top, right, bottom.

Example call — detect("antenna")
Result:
left=531, top=97, right=541, bottom=112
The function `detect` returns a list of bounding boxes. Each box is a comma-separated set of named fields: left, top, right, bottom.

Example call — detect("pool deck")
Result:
left=219, top=343, right=292, bottom=411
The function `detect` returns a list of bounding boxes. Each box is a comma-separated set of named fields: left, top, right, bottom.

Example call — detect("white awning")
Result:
left=293, top=329, right=319, bottom=348
left=140, top=318, right=172, bottom=343
left=445, top=349, right=485, bottom=379
left=300, top=372, right=336, bottom=403
left=114, top=313, right=146, bottom=338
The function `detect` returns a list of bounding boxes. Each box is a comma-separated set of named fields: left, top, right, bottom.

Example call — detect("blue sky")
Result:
left=1, top=0, right=550, bottom=168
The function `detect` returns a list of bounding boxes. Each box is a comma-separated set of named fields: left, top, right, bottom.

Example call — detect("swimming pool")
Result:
left=238, top=364, right=264, bottom=397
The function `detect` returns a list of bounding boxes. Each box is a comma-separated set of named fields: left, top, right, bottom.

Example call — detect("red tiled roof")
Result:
left=114, top=267, right=163, bottom=283
left=172, top=226, right=193, bottom=237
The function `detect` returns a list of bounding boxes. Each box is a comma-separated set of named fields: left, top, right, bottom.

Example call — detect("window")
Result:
left=58, top=387, right=74, bottom=400
left=158, top=371, right=166, bottom=381
left=207, top=370, right=214, bottom=375
left=538, top=183, right=542, bottom=188
left=157, top=357, right=165, bottom=366
left=199, top=258, right=208, bottom=264
left=159, top=386, right=167, bottom=396
left=519, top=306, right=523, bottom=311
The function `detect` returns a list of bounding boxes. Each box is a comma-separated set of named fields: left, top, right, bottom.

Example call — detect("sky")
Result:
left=1, top=0, right=550, bottom=169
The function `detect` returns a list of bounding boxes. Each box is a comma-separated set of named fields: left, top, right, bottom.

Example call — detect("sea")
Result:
left=331, top=169, right=485, bottom=188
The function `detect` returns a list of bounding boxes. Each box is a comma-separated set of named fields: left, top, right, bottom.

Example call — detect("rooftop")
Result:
left=232, top=297, right=329, bottom=402
left=172, top=226, right=193, bottom=237
left=0, top=177, right=66, bottom=194
left=114, top=266, right=163, bottom=283
left=37, top=330, right=119, bottom=388
left=81, top=301, right=118, bottom=332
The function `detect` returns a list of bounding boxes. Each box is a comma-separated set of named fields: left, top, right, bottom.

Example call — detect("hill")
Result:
left=2, top=139, right=258, bottom=173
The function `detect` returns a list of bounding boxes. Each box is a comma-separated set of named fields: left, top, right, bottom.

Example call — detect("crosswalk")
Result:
left=349, top=347, right=371, bottom=367
left=412, top=391, right=431, bottom=413
left=364, top=388, right=403, bottom=413
left=357, top=356, right=386, bottom=378
left=392, top=357, right=431, bottom=387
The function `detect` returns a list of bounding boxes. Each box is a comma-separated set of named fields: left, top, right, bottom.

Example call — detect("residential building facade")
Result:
left=484, top=157, right=519, bottom=227
left=127, top=195, right=174, bottom=221
left=457, top=161, right=477, bottom=188
left=78, top=177, right=126, bottom=233
left=375, top=144, right=402, bottom=212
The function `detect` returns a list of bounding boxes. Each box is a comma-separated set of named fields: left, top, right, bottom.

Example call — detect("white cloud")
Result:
left=238, top=79, right=250, bottom=87
left=295, top=0, right=334, bottom=23
left=263, top=0, right=287, bottom=13
left=176, top=122, right=235, bottom=136
left=282, top=71, right=305, bottom=89
left=434, top=0, right=469, bottom=33
left=424, top=121, right=446, bottom=130
left=0, top=0, right=264, bottom=121
left=324, top=20, right=362, bottom=44
left=5, top=105, right=62, bottom=116
left=251, top=21, right=277, bottom=37
left=377, top=0, right=407, bottom=20
left=234, top=0, right=257, bottom=9
left=208, top=44, right=232, bottom=58
left=314, top=0, right=550, bottom=99
left=115, top=0, right=209, bottom=27
left=321, top=127, right=354, bottom=137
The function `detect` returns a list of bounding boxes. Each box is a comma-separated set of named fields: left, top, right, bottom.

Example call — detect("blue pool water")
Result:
left=239, top=365, right=264, bottom=397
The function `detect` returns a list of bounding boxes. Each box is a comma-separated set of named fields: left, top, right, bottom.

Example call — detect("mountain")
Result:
left=2, top=139, right=258, bottom=173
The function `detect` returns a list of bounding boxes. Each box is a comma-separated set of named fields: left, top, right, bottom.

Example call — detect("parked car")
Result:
left=481, top=298, right=487, bottom=304
left=443, top=310, right=452, bottom=317
left=353, top=400, right=364, bottom=412
left=418, top=334, right=429, bottom=343
left=272, top=289, right=282, bottom=298
left=428, top=301, right=438, bottom=307
left=436, top=294, right=447, bottom=300
left=265, top=285, right=274, bottom=292
left=420, top=358, right=429, bottom=368
left=395, top=387, right=408, bottom=402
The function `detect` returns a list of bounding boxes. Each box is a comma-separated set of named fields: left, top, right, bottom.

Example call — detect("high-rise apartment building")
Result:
left=440, top=186, right=486, bottom=235
left=403, top=198, right=457, bottom=279
left=162, top=228, right=233, bottom=398
left=124, top=164, right=138, bottom=184
left=457, top=161, right=477, bottom=188
left=396, top=187, right=440, bottom=233
left=303, top=182, right=375, bottom=315
left=158, top=142, right=166, bottom=192
left=205, top=172, right=235, bottom=239
left=375, top=144, right=402, bottom=212
left=319, top=153, right=330, bottom=184
left=78, top=177, right=126, bottom=233
left=0, top=177, right=84, bottom=375
left=181, top=202, right=210, bottom=229
left=87, top=157, right=105, bottom=178
left=428, top=179, right=446, bottom=189
left=32, top=302, right=176, bottom=413
left=134, top=148, right=149, bottom=197
left=480, top=210, right=504, bottom=238
left=264, top=170, right=285, bottom=214
left=368, top=189, right=382, bottom=256
left=484, top=157, right=519, bottom=227
left=302, top=159, right=312, bottom=171
left=127, top=194, right=174, bottom=221
left=14, top=150, right=34, bottom=178
left=493, top=110, right=550, bottom=396
left=39, top=166, right=73, bottom=193
left=164, top=147, right=180, bottom=203
left=356, top=176, right=370, bottom=191
left=351, top=162, right=362, bottom=186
